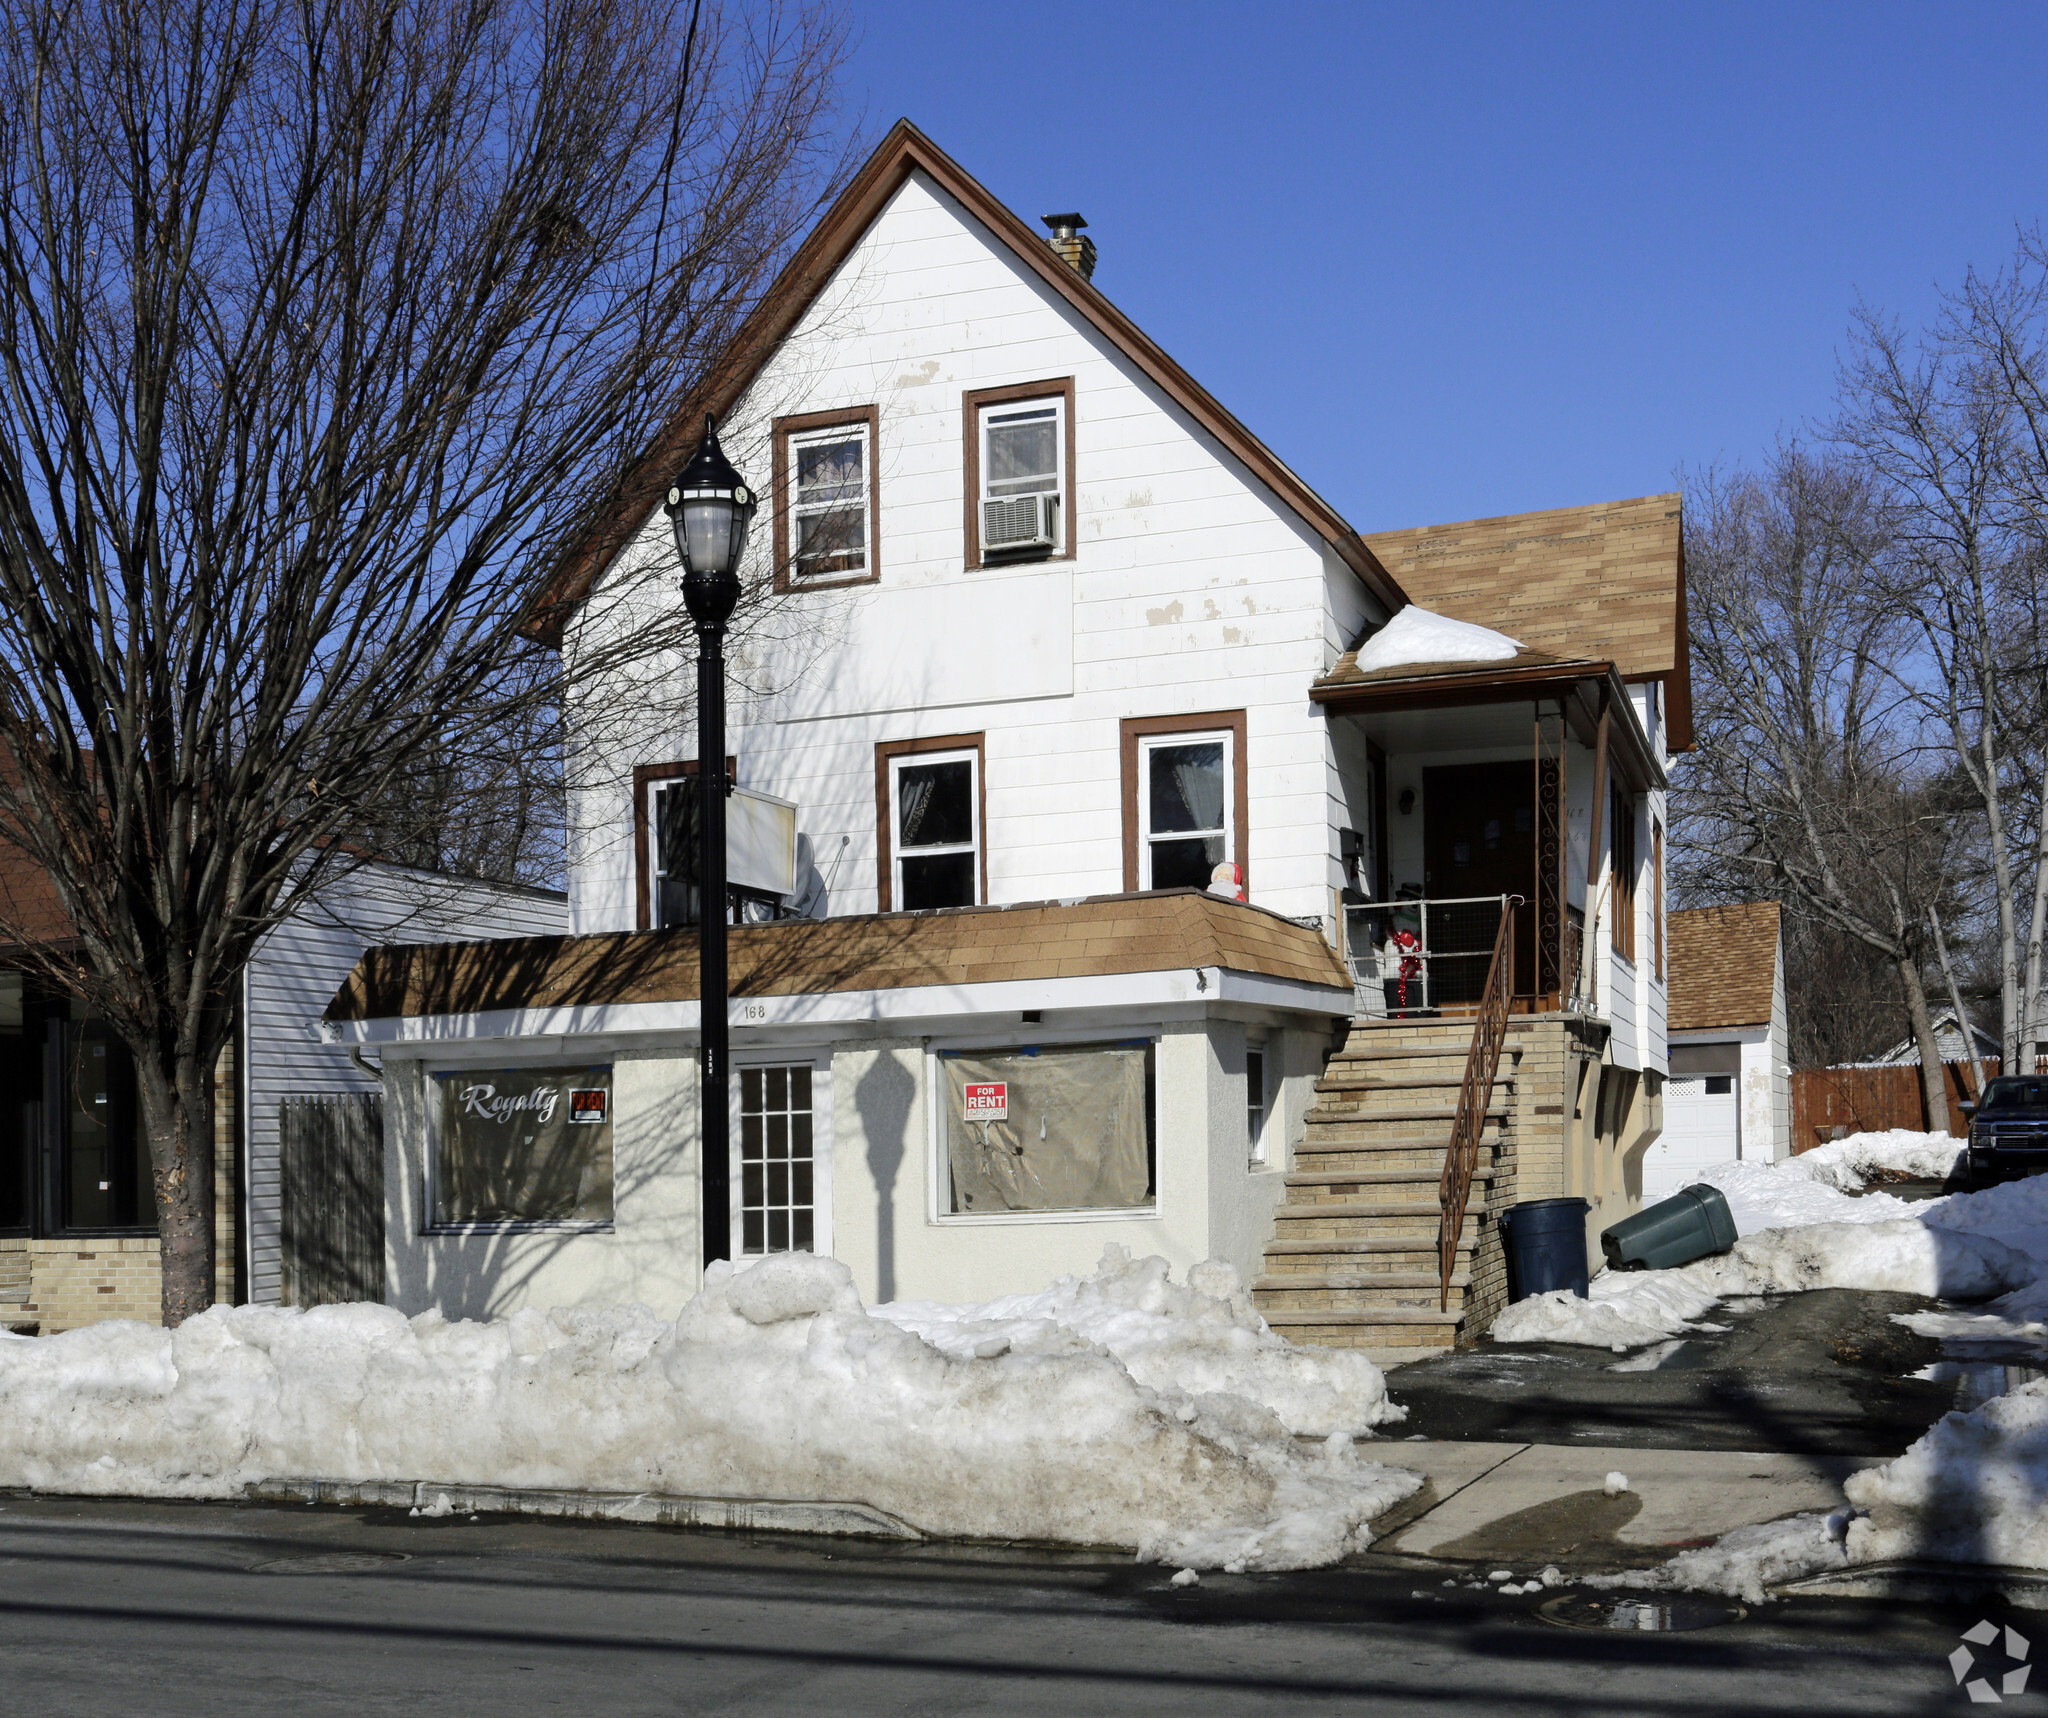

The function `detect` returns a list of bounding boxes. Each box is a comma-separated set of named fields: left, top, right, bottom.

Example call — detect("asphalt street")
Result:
left=0, top=1490, right=2014, bottom=1716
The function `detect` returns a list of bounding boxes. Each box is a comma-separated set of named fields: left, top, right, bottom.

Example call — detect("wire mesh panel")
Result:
left=1345, top=896, right=1509, bottom=1015
left=279, top=1093, right=385, bottom=1307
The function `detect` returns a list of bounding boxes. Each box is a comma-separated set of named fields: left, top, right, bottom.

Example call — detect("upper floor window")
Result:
left=1140, top=730, right=1233, bottom=890
left=772, top=405, right=879, bottom=591
left=963, top=379, right=1074, bottom=569
left=1610, top=784, right=1637, bottom=961
left=650, top=775, right=701, bottom=929
left=1119, top=711, right=1249, bottom=895
left=877, top=735, right=984, bottom=911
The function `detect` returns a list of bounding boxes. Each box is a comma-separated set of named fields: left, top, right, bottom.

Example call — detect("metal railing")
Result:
left=1343, top=895, right=1511, bottom=1016
left=1438, top=902, right=1518, bottom=1309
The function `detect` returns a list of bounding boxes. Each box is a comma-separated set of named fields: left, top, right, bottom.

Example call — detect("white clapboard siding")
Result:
left=570, top=166, right=1376, bottom=934
left=242, top=865, right=566, bottom=1304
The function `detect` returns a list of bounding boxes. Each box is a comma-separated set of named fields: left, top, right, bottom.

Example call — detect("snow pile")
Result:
left=1782, top=1130, right=1962, bottom=1191
left=1492, top=1220, right=2032, bottom=1352
left=1693, top=1159, right=1924, bottom=1234
left=874, top=1247, right=1401, bottom=1438
left=0, top=1251, right=1423, bottom=1571
left=1351, top=607, right=1523, bottom=675
left=1489, top=1270, right=1725, bottom=1352
left=1842, top=1376, right=2048, bottom=1568
left=1597, top=1514, right=1847, bottom=1606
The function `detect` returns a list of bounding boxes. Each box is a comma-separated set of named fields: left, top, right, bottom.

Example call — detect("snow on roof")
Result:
left=1348, top=606, right=1524, bottom=676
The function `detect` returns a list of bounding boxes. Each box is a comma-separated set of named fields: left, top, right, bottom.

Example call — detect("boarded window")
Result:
left=941, top=1042, right=1153, bottom=1215
left=432, top=1064, right=614, bottom=1226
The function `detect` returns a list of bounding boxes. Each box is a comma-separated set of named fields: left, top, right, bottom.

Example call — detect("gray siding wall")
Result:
left=242, top=866, right=567, bottom=1303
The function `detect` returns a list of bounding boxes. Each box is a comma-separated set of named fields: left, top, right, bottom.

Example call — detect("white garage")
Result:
left=1639, top=902, right=1789, bottom=1202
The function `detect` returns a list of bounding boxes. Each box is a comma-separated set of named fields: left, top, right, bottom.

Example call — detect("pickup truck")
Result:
left=1958, top=1076, right=2048, bottom=1189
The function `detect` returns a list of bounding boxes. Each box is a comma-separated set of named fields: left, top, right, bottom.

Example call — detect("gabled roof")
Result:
left=325, top=889, right=1351, bottom=1021
left=1668, top=901, right=1781, bottom=1034
left=522, top=120, right=1406, bottom=645
left=1358, top=494, right=1692, bottom=749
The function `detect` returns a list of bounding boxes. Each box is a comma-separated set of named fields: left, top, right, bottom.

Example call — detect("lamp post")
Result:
left=665, top=414, right=756, bottom=1273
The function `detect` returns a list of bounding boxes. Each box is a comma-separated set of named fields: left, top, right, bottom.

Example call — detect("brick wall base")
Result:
left=1, top=1237, right=162, bottom=1333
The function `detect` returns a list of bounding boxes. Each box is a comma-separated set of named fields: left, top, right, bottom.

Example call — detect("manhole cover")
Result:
left=247, top=1552, right=411, bottom=1575
left=1538, top=1593, right=1744, bottom=1632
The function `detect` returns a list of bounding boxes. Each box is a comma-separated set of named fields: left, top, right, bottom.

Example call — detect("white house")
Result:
left=326, top=122, right=1686, bottom=1356
left=1644, top=900, right=1789, bottom=1200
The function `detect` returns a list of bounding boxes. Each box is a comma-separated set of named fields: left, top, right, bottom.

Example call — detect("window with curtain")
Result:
left=788, top=424, right=869, bottom=578
left=892, top=751, right=978, bottom=909
left=1611, top=784, right=1637, bottom=961
left=1142, top=734, right=1229, bottom=888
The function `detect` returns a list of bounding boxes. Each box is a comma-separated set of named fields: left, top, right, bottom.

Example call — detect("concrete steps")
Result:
left=1252, top=1015, right=1517, bottom=1356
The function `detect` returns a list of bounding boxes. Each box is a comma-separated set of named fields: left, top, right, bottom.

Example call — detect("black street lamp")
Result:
left=665, top=414, right=756, bottom=1273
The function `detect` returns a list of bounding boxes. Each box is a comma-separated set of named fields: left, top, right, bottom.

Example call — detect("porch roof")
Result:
left=1324, top=493, right=1691, bottom=749
left=324, top=889, right=1351, bottom=1023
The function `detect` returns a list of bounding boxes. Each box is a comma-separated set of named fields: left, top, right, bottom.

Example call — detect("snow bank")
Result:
left=1491, top=1220, right=2032, bottom=1352
left=874, top=1247, right=1401, bottom=1438
left=1597, top=1514, right=1846, bottom=1606
left=1782, top=1130, right=1962, bottom=1191
left=1844, top=1377, right=2048, bottom=1568
left=0, top=1251, right=1422, bottom=1571
left=1692, top=1159, right=1925, bottom=1234
left=1488, top=1271, right=1725, bottom=1352
left=1351, top=607, right=1522, bottom=675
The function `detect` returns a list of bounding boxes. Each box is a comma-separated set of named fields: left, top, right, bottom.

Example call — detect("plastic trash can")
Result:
left=1500, top=1196, right=1591, bottom=1301
left=1600, top=1184, right=1738, bottom=1273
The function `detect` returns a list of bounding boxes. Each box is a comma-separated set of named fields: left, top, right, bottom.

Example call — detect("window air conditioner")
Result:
left=980, top=493, right=1059, bottom=553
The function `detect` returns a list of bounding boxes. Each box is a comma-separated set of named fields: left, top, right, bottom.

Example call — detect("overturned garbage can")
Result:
left=1500, top=1196, right=1591, bottom=1301
left=1600, top=1184, right=1738, bottom=1273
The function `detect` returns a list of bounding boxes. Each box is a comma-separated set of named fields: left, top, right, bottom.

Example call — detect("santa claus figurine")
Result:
left=1208, top=861, right=1245, bottom=901
left=1385, top=925, right=1422, bottom=1011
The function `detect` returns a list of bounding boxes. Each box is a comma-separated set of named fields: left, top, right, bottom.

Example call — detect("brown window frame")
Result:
left=771, top=404, right=882, bottom=593
left=962, top=377, right=1076, bottom=571
left=1120, top=711, right=1251, bottom=895
left=633, top=757, right=736, bottom=931
left=1610, top=783, right=1637, bottom=962
left=875, top=733, right=987, bottom=911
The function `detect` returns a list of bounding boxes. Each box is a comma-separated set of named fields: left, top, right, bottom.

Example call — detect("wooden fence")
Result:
left=279, top=1093, right=385, bottom=1306
left=1790, top=1059, right=1998, bottom=1149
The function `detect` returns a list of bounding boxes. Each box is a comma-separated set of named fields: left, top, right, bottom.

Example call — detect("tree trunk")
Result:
left=1897, top=955, right=1953, bottom=1136
left=134, top=1052, right=217, bottom=1327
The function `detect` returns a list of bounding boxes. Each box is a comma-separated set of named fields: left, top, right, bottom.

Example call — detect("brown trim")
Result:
left=632, top=756, right=737, bottom=932
left=874, top=733, right=987, bottom=911
left=521, top=120, right=1405, bottom=645
left=961, top=378, right=1077, bottom=571
left=771, top=403, right=882, bottom=593
left=1585, top=706, right=1610, bottom=895
left=1119, top=711, right=1251, bottom=895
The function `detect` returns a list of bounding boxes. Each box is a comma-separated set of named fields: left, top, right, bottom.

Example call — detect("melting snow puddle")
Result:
left=1539, top=1593, right=1745, bottom=1632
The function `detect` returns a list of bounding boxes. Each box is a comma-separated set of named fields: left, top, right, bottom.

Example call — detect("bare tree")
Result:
left=1675, top=450, right=1963, bottom=1125
left=0, top=0, right=851, bottom=1322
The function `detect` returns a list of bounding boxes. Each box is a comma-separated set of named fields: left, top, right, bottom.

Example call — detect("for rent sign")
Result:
left=963, top=1082, right=1009, bottom=1122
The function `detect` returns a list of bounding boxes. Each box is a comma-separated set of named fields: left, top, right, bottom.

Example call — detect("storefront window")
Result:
left=940, top=1041, right=1153, bottom=1216
left=431, top=1064, right=614, bottom=1226
left=63, top=1019, right=153, bottom=1231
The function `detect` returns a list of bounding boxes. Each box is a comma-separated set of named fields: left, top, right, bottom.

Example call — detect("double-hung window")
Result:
left=1246, top=1039, right=1270, bottom=1163
left=965, top=380, right=1072, bottom=566
left=650, top=776, right=702, bottom=929
left=1140, top=730, right=1232, bottom=890
left=889, top=748, right=980, bottom=910
left=789, top=424, right=869, bottom=579
left=773, top=406, right=878, bottom=590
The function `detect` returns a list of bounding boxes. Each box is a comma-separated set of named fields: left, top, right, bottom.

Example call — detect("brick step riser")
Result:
left=1273, top=1328, right=1458, bottom=1354
left=1292, top=1154, right=1505, bottom=1179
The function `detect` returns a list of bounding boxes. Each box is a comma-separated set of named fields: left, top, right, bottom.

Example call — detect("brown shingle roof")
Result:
left=1361, top=493, right=1683, bottom=680
left=326, top=890, right=1351, bottom=1021
left=1668, top=901, right=1781, bottom=1033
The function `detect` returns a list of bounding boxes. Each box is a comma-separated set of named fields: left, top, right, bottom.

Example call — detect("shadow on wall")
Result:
left=857, top=1049, right=917, bottom=1304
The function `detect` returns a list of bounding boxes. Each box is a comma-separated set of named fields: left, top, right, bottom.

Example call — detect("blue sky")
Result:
left=840, top=2, right=2048, bottom=533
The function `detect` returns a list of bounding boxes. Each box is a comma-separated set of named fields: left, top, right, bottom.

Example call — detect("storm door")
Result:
left=1421, top=761, right=1538, bottom=1002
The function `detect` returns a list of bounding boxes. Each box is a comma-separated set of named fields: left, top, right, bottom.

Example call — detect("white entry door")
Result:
left=1642, top=1074, right=1739, bottom=1202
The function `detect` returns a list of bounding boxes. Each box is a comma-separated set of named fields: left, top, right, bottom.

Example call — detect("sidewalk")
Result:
left=1363, top=1439, right=1879, bottom=1570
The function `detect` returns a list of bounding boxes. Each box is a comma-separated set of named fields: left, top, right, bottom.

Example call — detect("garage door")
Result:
left=1642, top=1074, right=1739, bottom=1201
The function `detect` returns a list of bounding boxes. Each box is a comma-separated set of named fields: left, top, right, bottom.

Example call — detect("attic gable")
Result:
left=521, top=120, right=1405, bottom=644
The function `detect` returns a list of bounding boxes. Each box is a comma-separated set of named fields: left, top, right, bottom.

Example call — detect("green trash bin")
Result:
left=1600, top=1184, right=1738, bottom=1272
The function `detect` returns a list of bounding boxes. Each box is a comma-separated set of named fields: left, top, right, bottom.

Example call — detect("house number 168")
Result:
left=737, top=1002, right=769, bottom=1022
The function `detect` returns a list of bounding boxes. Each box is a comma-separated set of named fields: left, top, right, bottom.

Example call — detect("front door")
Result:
left=1422, top=761, right=1537, bottom=1001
